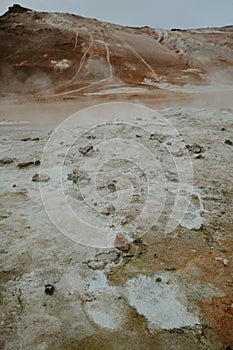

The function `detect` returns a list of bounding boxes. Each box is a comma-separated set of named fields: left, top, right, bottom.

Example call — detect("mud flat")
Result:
left=0, top=88, right=233, bottom=350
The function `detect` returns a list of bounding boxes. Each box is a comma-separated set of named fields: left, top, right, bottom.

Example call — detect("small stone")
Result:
left=17, top=161, right=34, bottom=168
left=223, top=259, right=229, bottom=266
left=0, top=157, right=14, bottom=165
left=156, top=277, right=162, bottom=283
left=34, top=160, right=41, bottom=166
left=133, top=238, right=142, bottom=244
left=114, top=233, right=130, bottom=252
left=225, top=140, right=233, bottom=146
left=107, top=183, right=116, bottom=192
left=186, top=143, right=204, bottom=154
left=12, top=184, right=16, bottom=188
left=165, top=267, right=176, bottom=271
left=79, top=145, right=94, bottom=156
left=32, top=173, right=50, bottom=182
left=68, top=168, right=89, bottom=183
left=101, top=204, right=115, bottom=216
left=87, top=260, right=106, bottom=270
left=215, top=257, right=223, bottom=261
left=44, top=284, right=55, bottom=295
left=195, top=154, right=204, bottom=159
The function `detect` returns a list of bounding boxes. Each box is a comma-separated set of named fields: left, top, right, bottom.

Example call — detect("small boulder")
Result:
left=79, top=145, right=94, bottom=156
left=225, top=140, right=233, bottom=146
left=114, top=233, right=130, bottom=252
left=32, top=173, right=50, bottom=182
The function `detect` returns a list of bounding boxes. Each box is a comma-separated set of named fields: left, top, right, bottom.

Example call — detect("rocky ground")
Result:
left=0, top=4, right=233, bottom=350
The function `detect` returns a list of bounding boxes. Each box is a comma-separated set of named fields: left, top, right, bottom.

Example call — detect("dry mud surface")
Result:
left=0, top=5, right=233, bottom=350
left=0, top=95, right=233, bottom=350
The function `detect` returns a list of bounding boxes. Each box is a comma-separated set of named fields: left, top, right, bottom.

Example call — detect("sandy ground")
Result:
left=0, top=90, right=233, bottom=350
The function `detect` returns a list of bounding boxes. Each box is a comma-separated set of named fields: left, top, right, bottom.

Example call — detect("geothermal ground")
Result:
left=0, top=5, right=233, bottom=350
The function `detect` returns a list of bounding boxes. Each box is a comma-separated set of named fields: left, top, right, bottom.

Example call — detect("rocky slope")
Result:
left=0, top=4, right=233, bottom=350
left=0, top=4, right=232, bottom=98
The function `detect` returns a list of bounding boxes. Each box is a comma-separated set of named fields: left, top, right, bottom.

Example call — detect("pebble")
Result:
left=32, top=174, right=50, bottom=182
left=225, top=140, right=233, bottom=146
left=67, top=168, right=89, bottom=183
left=44, top=284, right=55, bottom=295
left=79, top=145, right=94, bottom=156
left=87, top=260, right=106, bottom=270
left=114, top=233, right=130, bottom=252
left=17, top=160, right=40, bottom=168
left=17, top=161, right=34, bottom=168
left=0, top=157, right=14, bottom=165
left=101, top=204, right=115, bottom=216
left=186, top=143, right=204, bottom=154
left=215, top=257, right=223, bottom=261
left=223, top=259, right=229, bottom=266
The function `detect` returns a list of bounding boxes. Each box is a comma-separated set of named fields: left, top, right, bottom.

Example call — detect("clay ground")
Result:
left=0, top=89, right=233, bottom=350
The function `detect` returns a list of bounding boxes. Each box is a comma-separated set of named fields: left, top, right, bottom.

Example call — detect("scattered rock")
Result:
left=225, top=140, right=233, bottom=146
left=44, top=284, right=55, bottom=296
left=195, top=154, right=204, bottom=159
left=67, top=168, right=90, bottom=184
left=215, top=257, right=223, bottom=261
left=101, top=204, right=116, bottom=216
left=114, top=233, right=130, bottom=252
left=17, top=160, right=40, bottom=168
left=149, top=133, right=162, bottom=142
left=17, top=161, right=34, bottom=168
left=107, top=183, right=116, bottom=192
left=79, top=145, right=94, bottom=156
left=164, top=267, right=176, bottom=271
left=0, top=157, right=14, bottom=165
left=186, top=143, right=204, bottom=154
left=133, top=238, right=142, bottom=245
left=21, top=137, right=40, bottom=141
left=32, top=173, right=50, bottom=182
left=223, top=259, right=229, bottom=266
left=86, top=134, right=96, bottom=140
left=87, top=260, right=106, bottom=270
left=156, top=277, right=162, bottom=283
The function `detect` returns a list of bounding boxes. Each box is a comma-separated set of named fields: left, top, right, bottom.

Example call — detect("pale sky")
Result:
left=0, top=0, right=232, bottom=29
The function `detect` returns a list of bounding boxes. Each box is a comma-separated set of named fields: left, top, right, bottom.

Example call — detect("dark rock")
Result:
left=225, top=140, right=233, bottom=146
left=21, top=137, right=40, bottom=141
left=17, top=160, right=40, bottom=168
left=149, top=133, right=162, bottom=142
left=17, top=161, right=34, bottom=168
left=107, top=183, right=116, bottom=192
left=195, top=154, right=204, bottom=159
left=0, top=158, right=14, bottom=165
left=133, top=238, right=142, bottom=244
left=186, top=143, right=204, bottom=154
left=156, top=277, right=162, bottom=283
left=44, top=284, right=55, bottom=296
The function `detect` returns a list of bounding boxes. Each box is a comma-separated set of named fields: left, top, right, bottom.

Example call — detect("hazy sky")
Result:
left=0, top=0, right=232, bottom=29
